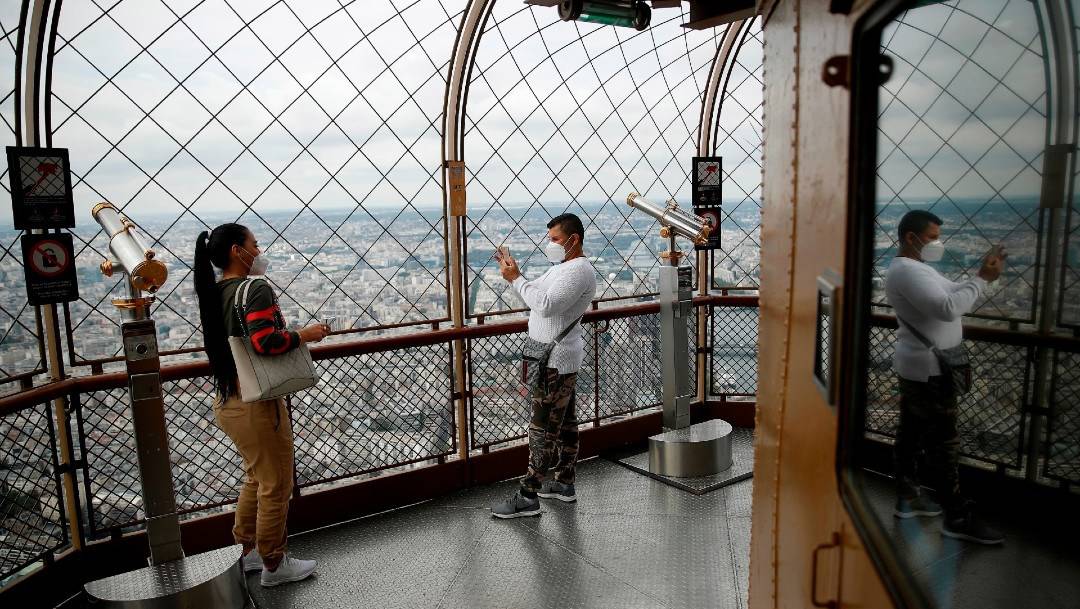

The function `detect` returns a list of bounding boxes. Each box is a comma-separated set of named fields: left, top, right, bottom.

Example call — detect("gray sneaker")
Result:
left=942, top=508, right=1004, bottom=545
left=490, top=491, right=541, bottom=519
left=537, top=480, right=577, bottom=503
left=894, top=494, right=943, bottom=519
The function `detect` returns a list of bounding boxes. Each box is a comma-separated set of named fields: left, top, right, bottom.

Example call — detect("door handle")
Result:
left=811, top=531, right=842, bottom=609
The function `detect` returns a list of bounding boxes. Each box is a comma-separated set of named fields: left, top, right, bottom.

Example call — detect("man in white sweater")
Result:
left=490, top=213, right=597, bottom=518
left=885, top=209, right=1005, bottom=544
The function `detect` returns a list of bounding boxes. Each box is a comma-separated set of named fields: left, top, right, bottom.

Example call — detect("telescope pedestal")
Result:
left=84, top=545, right=251, bottom=609
left=648, top=419, right=734, bottom=477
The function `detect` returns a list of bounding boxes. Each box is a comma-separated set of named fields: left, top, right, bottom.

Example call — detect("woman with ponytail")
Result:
left=194, top=224, right=329, bottom=588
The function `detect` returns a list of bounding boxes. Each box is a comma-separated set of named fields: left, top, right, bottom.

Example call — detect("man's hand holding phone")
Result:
left=978, top=244, right=1008, bottom=282
left=495, top=246, right=521, bottom=282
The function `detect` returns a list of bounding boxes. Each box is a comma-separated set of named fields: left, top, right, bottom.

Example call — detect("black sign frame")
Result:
left=21, top=233, right=79, bottom=305
left=7, top=146, right=76, bottom=230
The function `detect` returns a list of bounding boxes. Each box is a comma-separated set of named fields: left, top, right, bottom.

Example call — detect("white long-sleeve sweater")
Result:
left=511, top=256, right=598, bottom=374
left=885, top=256, right=987, bottom=381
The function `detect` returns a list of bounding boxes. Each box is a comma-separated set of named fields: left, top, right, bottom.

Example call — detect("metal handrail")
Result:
left=870, top=313, right=1080, bottom=350
left=0, top=296, right=759, bottom=418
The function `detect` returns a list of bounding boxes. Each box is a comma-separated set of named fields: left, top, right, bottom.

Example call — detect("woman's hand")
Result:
left=298, top=323, right=331, bottom=343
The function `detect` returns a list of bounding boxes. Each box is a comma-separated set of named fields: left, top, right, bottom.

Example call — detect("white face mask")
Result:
left=239, top=246, right=270, bottom=276
left=918, top=236, right=945, bottom=263
left=544, top=238, right=571, bottom=264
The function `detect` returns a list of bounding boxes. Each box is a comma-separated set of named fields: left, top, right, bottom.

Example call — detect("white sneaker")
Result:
left=241, top=550, right=263, bottom=573
left=260, top=554, right=317, bottom=588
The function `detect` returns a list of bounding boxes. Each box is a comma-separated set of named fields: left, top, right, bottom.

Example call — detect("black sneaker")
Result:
left=894, top=494, right=943, bottom=519
left=490, top=491, right=541, bottom=519
left=537, top=480, right=577, bottom=503
left=942, top=510, right=1005, bottom=545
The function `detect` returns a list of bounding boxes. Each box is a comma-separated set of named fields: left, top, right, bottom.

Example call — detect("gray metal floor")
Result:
left=862, top=472, right=1080, bottom=609
left=248, top=457, right=753, bottom=609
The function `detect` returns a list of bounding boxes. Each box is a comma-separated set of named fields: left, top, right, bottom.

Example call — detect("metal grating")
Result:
left=710, top=305, right=758, bottom=396
left=711, top=19, right=762, bottom=290
left=866, top=324, right=1030, bottom=469
left=292, top=344, right=456, bottom=487
left=875, top=0, right=1047, bottom=323
left=0, top=401, right=68, bottom=581
left=463, top=3, right=722, bottom=315
left=1046, top=350, right=1080, bottom=483
left=76, top=376, right=242, bottom=535
left=0, top=4, right=46, bottom=385
left=596, top=314, right=662, bottom=419
left=50, top=0, right=462, bottom=365
left=1057, top=2, right=1080, bottom=330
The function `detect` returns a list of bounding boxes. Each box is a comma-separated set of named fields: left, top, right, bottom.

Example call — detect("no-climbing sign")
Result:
left=21, top=233, right=79, bottom=305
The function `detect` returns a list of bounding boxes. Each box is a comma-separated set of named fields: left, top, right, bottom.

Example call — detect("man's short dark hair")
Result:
left=548, top=213, right=585, bottom=242
left=898, top=210, right=943, bottom=241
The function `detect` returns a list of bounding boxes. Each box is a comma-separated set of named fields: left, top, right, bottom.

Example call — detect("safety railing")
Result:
left=0, top=294, right=760, bottom=584
left=867, top=314, right=1080, bottom=481
left=0, top=397, right=70, bottom=583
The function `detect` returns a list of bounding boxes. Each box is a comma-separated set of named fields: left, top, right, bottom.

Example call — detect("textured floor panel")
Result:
left=862, top=471, right=1080, bottom=609
left=611, top=428, right=755, bottom=494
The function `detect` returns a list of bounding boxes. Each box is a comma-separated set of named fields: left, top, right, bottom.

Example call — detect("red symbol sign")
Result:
left=29, top=239, right=70, bottom=278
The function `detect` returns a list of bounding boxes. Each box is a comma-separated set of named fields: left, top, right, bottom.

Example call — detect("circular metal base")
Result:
left=84, top=544, right=249, bottom=609
left=648, top=419, right=734, bottom=478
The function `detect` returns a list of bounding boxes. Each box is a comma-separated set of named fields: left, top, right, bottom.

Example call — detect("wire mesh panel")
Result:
left=710, top=305, right=758, bottom=396
left=711, top=19, right=762, bottom=290
left=875, top=0, right=1047, bottom=323
left=292, top=344, right=456, bottom=486
left=77, top=376, right=241, bottom=535
left=1057, top=5, right=1080, bottom=329
left=464, top=3, right=723, bottom=314
left=866, top=324, right=1030, bottom=469
left=1046, top=350, right=1080, bottom=483
left=596, top=314, right=662, bottom=419
left=49, top=0, right=462, bottom=366
left=0, top=401, right=68, bottom=581
left=0, top=4, right=46, bottom=387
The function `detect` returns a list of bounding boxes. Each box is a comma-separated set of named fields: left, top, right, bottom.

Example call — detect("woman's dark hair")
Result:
left=194, top=223, right=248, bottom=396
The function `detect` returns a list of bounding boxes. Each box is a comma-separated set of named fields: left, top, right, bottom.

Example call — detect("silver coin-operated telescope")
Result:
left=83, top=203, right=249, bottom=608
left=626, top=193, right=734, bottom=478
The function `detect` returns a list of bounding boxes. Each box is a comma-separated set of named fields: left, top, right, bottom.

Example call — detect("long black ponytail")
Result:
left=194, top=223, right=248, bottom=396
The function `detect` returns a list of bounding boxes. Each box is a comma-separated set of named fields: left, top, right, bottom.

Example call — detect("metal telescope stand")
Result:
left=82, top=204, right=249, bottom=608
left=647, top=231, right=734, bottom=478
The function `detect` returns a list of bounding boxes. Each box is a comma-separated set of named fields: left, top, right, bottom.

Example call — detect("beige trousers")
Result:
left=213, top=394, right=294, bottom=569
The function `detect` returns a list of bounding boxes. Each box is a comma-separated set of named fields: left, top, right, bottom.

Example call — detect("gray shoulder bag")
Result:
left=895, top=315, right=972, bottom=396
left=227, top=278, right=319, bottom=402
left=521, top=315, right=584, bottom=397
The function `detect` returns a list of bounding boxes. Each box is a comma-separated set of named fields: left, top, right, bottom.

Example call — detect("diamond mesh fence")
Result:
left=0, top=5, right=46, bottom=388
left=76, top=376, right=241, bottom=535
left=50, top=0, right=461, bottom=367
left=711, top=19, right=762, bottom=290
left=866, top=323, right=1030, bottom=469
left=0, top=401, right=68, bottom=581
left=875, top=0, right=1047, bottom=323
left=292, top=344, right=456, bottom=487
left=1046, top=350, right=1080, bottom=483
left=710, top=305, right=758, bottom=396
left=463, top=3, right=723, bottom=315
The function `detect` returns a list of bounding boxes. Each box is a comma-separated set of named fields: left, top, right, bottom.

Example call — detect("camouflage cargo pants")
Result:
left=521, top=368, right=579, bottom=494
left=895, top=375, right=963, bottom=512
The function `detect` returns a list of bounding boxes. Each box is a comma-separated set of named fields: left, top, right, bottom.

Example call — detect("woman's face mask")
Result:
left=238, top=245, right=269, bottom=276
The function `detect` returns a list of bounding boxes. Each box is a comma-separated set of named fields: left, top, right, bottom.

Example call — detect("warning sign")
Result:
left=694, top=204, right=722, bottom=251
left=6, top=146, right=76, bottom=230
left=21, top=233, right=79, bottom=305
left=692, top=156, right=722, bottom=207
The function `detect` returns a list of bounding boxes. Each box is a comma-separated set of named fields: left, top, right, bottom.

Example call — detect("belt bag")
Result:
left=521, top=314, right=583, bottom=397
left=896, top=315, right=972, bottom=395
left=228, top=278, right=319, bottom=403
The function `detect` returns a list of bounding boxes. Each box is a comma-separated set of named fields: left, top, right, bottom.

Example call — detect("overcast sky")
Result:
left=0, top=0, right=1050, bottom=231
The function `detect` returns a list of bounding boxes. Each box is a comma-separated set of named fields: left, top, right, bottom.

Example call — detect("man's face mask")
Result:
left=544, top=236, right=574, bottom=264
left=915, top=234, right=945, bottom=263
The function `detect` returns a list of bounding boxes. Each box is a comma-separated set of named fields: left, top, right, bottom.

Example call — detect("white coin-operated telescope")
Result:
left=626, top=192, right=734, bottom=479
left=84, top=203, right=249, bottom=608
